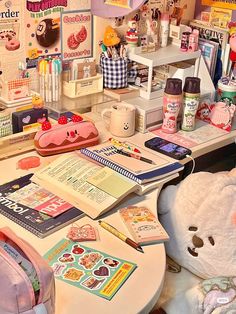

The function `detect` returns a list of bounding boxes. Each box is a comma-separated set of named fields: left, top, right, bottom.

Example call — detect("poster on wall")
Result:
left=0, top=1, right=23, bottom=54
left=61, top=10, right=93, bottom=61
left=104, top=0, right=132, bottom=9
left=25, top=0, right=91, bottom=68
left=201, top=0, right=236, bottom=10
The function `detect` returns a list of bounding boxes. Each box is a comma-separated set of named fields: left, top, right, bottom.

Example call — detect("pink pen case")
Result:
left=34, top=119, right=99, bottom=156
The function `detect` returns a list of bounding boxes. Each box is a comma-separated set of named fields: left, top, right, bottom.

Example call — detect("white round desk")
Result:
left=0, top=151, right=166, bottom=314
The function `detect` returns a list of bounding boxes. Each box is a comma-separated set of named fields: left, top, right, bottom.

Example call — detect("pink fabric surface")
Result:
left=91, top=0, right=145, bottom=17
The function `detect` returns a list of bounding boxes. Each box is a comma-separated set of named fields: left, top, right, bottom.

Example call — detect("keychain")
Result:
left=67, top=223, right=98, bottom=242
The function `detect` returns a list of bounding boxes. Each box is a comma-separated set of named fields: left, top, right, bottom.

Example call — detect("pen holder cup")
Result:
left=217, top=81, right=236, bottom=106
left=0, top=78, right=31, bottom=101
left=100, top=56, right=128, bottom=89
left=39, top=73, right=62, bottom=103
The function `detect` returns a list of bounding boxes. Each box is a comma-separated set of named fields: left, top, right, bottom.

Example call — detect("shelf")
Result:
left=128, top=44, right=201, bottom=68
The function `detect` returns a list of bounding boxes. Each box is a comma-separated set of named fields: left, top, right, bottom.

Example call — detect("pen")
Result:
left=99, top=220, right=144, bottom=253
left=115, top=148, right=154, bottom=165
left=109, top=137, right=141, bottom=153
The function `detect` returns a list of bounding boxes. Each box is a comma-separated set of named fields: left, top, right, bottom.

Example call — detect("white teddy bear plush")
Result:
left=157, top=169, right=236, bottom=313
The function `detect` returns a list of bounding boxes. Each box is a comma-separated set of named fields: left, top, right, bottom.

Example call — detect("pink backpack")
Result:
left=0, top=227, right=55, bottom=314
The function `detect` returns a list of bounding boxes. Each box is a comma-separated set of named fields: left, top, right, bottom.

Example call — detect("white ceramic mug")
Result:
left=101, top=103, right=136, bottom=137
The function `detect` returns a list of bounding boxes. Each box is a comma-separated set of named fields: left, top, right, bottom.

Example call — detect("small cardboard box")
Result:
left=1, top=78, right=31, bottom=101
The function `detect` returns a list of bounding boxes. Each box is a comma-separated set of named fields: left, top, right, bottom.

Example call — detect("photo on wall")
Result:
left=0, top=1, right=22, bottom=53
left=24, top=0, right=91, bottom=68
left=61, top=10, right=93, bottom=61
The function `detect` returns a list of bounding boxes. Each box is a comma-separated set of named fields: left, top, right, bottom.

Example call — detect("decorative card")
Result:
left=44, top=239, right=137, bottom=300
left=61, top=10, right=93, bottom=61
left=24, top=0, right=91, bottom=68
left=104, top=0, right=132, bottom=9
left=209, top=102, right=236, bottom=131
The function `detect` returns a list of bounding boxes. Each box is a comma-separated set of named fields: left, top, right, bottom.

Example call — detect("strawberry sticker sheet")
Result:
left=44, top=238, right=137, bottom=300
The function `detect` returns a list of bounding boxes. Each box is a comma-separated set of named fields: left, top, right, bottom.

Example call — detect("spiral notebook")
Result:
left=80, top=141, right=184, bottom=184
left=0, top=174, right=84, bottom=238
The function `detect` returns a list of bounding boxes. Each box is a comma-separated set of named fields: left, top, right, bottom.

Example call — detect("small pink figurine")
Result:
left=126, top=19, right=139, bottom=46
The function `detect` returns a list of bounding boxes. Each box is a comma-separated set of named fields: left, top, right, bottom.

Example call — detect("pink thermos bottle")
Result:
left=162, top=78, right=182, bottom=134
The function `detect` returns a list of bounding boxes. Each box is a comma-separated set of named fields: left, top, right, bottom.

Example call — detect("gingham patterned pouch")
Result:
left=100, top=56, right=128, bottom=89
left=0, top=108, right=12, bottom=138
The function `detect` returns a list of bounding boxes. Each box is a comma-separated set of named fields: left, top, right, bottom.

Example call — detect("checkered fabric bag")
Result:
left=100, top=56, right=128, bottom=89
left=0, top=108, right=12, bottom=138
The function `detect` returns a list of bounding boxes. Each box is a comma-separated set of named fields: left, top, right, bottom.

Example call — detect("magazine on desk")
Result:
left=0, top=174, right=84, bottom=238
left=80, top=140, right=184, bottom=184
left=32, top=152, right=179, bottom=219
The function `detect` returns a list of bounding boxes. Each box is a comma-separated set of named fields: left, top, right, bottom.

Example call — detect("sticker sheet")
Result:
left=44, top=239, right=137, bottom=300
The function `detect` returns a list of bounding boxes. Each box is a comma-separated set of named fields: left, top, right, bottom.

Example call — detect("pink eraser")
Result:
left=17, top=156, right=41, bottom=170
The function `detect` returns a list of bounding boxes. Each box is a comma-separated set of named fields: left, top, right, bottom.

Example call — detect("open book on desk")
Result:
left=32, top=153, right=178, bottom=219
left=80, top=141, right=184, bottom=184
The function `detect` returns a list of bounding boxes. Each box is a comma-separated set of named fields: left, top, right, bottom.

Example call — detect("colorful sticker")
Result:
left=81, top=276, right=105, bottom=290
left=59, top=253, right=74, bottom=263
left=79, top=252, right=102, bottom=269
left=52, top=263, right=66, bottom=276
left=93, top=266, right=110, bottom=277
left=103, top=258, right=120, bottom=268
left=63, top=268, right=84, bottom=282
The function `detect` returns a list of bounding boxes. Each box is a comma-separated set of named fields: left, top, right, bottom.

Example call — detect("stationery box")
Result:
left=0, top=78, right=31, bottom=101
left=12, top=108, right=48, bottom=133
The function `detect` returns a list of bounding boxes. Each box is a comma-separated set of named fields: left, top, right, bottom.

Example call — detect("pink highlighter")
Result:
left=17, top=156, right=41, bottom=170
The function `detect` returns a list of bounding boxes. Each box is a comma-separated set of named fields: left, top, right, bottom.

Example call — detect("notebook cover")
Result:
left=0, top=174, right=84, bottom=238
left=119, top=206, right=169, bottom=245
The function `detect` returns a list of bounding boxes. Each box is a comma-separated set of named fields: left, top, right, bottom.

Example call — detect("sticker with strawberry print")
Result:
left=78, top=252, right=103, bottom=270
left=52, top=263, right=67, bottom=276
left=71, top=245, right=85, bottom=255
left=103, top=257, right=120, bottom=268
left=81, top=276, right=106, bottom=290
left=93, top=266, right=109, bottom=277
left=59, top=253, right=74, bottom=263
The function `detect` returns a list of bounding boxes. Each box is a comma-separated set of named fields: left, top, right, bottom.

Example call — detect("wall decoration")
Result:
left=61, top=10, right=93, bottom=61
left=0, top=1, right=22, bottom=53
left=91, top=0, right=145, bottom=18
left=25, top=0, right=91, bottom=68
left=210, top=7, right=232, bottom=29
left=201, top=0, right=236, bottom=10
left=104, top=0, right=132, bottom=9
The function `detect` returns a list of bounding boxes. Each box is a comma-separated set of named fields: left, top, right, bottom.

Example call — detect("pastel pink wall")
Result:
left=194, top=0, right=236, bottom=20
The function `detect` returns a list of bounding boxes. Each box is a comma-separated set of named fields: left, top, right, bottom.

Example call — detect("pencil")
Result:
left=115, top=148, right=154, bottom=165
left=99, top=220, right=144, bottom=253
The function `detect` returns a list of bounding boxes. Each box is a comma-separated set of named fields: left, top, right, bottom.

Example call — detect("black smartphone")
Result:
left=144, top=137, right=192, bottom=160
